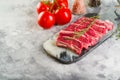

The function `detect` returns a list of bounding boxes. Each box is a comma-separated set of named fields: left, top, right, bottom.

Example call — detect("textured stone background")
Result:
left=0, top=0, right=120, bottom=80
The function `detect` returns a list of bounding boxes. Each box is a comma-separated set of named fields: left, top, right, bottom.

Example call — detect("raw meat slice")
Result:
left=70, top=39, right=83, bottom=54
left=76, top=35, right=90, bottom=49
left=86, top=28, right=99, bottom=39
left=57, top=35, right=83, bottom=55
left=56, top=35, right=71, bottom=48
left=95, top=19, right=113, bottom=30
left=92, top=24, right=107, bottom=36
left=84, top=33, right=97, bottom=46
left=59, top=30, right=74, bottom=37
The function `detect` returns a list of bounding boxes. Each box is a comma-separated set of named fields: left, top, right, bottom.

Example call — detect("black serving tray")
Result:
left=43, top=12, right=118, bottom=64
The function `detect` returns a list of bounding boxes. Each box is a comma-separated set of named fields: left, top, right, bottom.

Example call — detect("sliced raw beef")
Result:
left=86, top=28, right=100, bottom=40
left=95, top=19, right=113, bottom=30
left=56, top=17, right=113, bottom=55
left=92, top=25, right=107, bottom=34
left=56, top=33, right=83, bottom=54
left=84, top=33, right=97, bottom=46
left=76, top=35, right=90, bottom=49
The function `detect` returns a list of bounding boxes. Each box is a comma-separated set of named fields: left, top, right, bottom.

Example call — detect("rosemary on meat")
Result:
left=74, top=19, right=96, bottom=38
left=116, top=23, right=120, bottom=40
left=64, top=16, right=98, bottom=40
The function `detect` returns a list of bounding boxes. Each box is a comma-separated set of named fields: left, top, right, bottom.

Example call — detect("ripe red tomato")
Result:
left=38, top=11, right=55, bottom=29
left=58, top=0, right=68, bottom=7
left=53, top=0, right=68, bottom=10
left=55, top=8, right=72, bottom=25
left=36, top=2, right=49, bottom=14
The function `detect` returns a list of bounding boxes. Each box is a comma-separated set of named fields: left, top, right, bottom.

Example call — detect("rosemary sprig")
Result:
left=74, top=16, right=99, bottom=37
left=116, top=23, right=120, bottom=40
left=74, top=18, right=96, bottom=38
left=64, top=16, right=99, bottom=40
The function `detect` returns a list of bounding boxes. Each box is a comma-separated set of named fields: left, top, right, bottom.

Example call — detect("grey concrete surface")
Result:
left=0, top=0, right=120, bottom=80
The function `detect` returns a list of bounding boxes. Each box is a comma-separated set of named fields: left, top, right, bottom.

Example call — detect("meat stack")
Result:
left=56, top=17, right=113, bottom=55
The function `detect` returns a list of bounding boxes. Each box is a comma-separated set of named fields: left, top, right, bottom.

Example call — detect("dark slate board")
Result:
left=43, top=7, right=119, bottom=64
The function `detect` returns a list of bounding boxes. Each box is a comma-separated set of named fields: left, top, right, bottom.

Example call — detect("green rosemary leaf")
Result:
left=90, top=15, right=100, bottom=19
left=74, top=18, right=96, bottom=38
left=64, top=16, right=98, bottom=40
left=116, top=23, right=120, bottom=39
